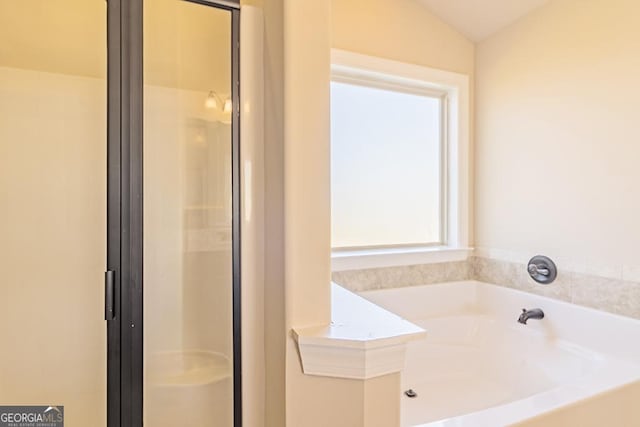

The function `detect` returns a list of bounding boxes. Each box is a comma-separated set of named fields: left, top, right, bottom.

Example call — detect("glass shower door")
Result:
left=143, top=1, right=235, bottom=425
left=0, top=1, right=107, bottom=426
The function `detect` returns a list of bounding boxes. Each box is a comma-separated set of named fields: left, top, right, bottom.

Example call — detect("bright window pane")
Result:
left=331, top=81, right=442, bottom=248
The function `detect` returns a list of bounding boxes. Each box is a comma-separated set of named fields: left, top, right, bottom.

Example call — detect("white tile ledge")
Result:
left=331, top=246, right=473, bottom=272
left=293, top=283, right=426, bottom=380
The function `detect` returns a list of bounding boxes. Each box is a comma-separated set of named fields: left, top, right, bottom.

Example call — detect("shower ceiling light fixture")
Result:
left=205, top=91, right=218, bottom=109
left=205, top=91, right=232, bottom=113
left=223, top=98, right=233, bottom=113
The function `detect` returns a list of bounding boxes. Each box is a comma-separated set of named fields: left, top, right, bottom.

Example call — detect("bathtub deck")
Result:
left=358, top=281, right=640, bottom=427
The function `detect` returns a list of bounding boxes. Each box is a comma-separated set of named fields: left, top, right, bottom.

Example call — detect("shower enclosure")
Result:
left=0, top=1, right=241, bottom=426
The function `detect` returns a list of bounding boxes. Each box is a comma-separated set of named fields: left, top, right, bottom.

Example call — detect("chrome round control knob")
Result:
left=527, top=255, right=557, bottom=284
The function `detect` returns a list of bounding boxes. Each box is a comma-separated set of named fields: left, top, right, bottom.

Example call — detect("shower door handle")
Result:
left=105, top=270, right=115, bottom=320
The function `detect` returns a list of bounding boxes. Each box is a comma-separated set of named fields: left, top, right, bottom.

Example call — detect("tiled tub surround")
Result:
left=331, top=261, right=471, bottom=293
left=331, top=255, right=640, bottom=320
left=472, top=257, right=640, bottom=320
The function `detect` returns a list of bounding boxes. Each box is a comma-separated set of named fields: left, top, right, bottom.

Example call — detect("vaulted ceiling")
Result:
left=418, top=0, right=551, bottom=41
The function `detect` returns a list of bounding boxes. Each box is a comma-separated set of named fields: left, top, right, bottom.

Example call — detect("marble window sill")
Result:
left=331, top=246, right=472, bottom=272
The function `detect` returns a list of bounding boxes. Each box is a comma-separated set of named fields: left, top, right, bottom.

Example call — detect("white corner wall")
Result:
left=282, top=0, right=335, bottom=425
left=240, top=5, right=266, bottom=427
left=476, top=0, right=640, bottom=267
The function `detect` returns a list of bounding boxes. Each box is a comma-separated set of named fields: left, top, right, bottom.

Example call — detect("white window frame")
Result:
left=330, top=49, right=471, bottom=271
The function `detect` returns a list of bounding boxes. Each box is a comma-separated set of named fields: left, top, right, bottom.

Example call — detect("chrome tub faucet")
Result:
left=518, top=308, right=545, bottom=325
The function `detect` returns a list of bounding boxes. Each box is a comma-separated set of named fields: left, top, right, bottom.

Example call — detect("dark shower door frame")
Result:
left=105, top=1, right=241, bottom=426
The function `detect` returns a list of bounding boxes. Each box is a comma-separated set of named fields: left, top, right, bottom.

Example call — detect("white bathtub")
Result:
left=360, top=281, right=640, bottom=427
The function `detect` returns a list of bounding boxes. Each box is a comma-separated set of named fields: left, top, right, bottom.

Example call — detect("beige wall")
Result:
left=363, top=373, right=402, bottom=427
left=1, top=6, right=107, bottom=425
left=332, top=0, right=474, bottom=74
left=476, top=0, right=640, bottom=268
left=0, top=0, right=230, bottom=93
left=0, top=67, right=106, bottom=427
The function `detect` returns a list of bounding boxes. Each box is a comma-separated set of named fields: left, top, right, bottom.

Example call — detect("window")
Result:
left=331, top=80, right=446, bottom=248
left=330, top=50, right=470, bottom=264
